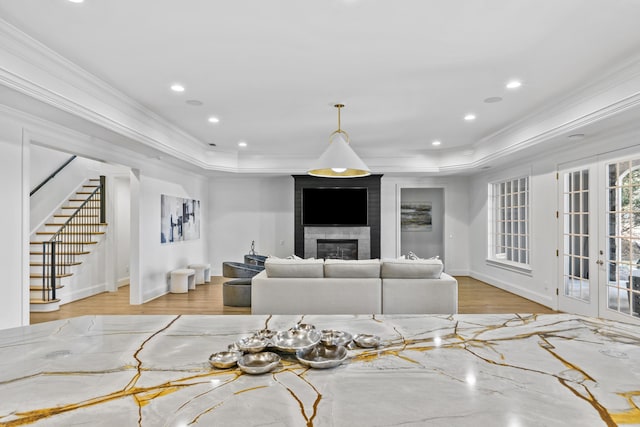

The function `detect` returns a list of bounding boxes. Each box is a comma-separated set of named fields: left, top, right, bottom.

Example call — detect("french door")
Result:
left=559, top=156, right=640, bottom=323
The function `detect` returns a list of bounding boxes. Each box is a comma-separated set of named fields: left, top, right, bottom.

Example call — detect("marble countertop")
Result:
left=0, top=314, right=638, bottom=426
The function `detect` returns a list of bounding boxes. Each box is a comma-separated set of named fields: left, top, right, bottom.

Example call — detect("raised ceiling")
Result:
left=1, top=0, right=640, bottom=174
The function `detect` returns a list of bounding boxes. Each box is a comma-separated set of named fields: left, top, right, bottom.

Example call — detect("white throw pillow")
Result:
left=265, top=258, right=324, bottom=278
left=381, top=258, right=443, bottom=279
left=324, top=259, right=381, bottom=278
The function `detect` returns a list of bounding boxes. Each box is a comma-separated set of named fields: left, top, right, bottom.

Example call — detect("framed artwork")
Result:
left=161, top=194, right=200, bottom=243
left=401, top=202, right=432, bottom=231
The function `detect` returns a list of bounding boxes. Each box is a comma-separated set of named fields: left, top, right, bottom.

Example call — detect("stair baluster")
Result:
left=38, top=176, right=106, bottom=304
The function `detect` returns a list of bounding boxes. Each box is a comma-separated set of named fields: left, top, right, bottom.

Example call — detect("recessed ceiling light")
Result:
left=432, top=140, right=441, bottom=146
left=68, top=0, right=84, bottom=3
left=186, top=100, right=203, bottom=106
left=464, top=114, right=476, bottom=121
left=506, top=80, right=522, bottom=89
left=208, top=116, right=220, bottom=123
left=484, top=96, right=503, bottom=103
left=170, top=84, right=185, bottom=93
left=238, top=141, right=247, bottom=148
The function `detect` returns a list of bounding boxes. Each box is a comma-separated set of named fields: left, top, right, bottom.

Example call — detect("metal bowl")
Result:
left=296, top=343, right=348, bottom=369
left=353, top=334, right=381, bottom=348
left=236, top=336, right=270, bottom=353
left=272, top=328, right=322, bottom=353
left=321, top=330, right=353, bottom=347
left=237, top=352, right=281, bottom=375
left=293, top=323, right=316, bottom=332
left=209, top=351, right=242, bottom=369
left=254, top=329, right=276, bottom=339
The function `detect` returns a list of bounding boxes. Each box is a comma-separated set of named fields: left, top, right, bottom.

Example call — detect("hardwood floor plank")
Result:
left=30, top=276, right=555, bottom=324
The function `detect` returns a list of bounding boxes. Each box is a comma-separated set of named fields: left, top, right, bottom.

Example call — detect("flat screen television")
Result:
left=302, top=187, right=368, bottom=226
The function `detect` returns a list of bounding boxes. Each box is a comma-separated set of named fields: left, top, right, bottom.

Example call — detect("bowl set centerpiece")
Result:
left=209, top=323, right=378, bottom=374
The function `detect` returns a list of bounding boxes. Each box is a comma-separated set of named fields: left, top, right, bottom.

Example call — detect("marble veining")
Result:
left=0, top=314, right=638, bottom=426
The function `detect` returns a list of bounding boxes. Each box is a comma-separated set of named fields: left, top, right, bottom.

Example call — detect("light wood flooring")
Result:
left=30, top=276, right=555, bottom=324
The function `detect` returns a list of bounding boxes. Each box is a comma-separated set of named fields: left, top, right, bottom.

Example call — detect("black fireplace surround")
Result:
left=293, top=174, right=382, bottom=259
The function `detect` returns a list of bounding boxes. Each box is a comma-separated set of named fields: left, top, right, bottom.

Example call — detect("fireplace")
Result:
left=304, top=226, right=370, bottom=259
left=317, top=239, right=358, bottom=260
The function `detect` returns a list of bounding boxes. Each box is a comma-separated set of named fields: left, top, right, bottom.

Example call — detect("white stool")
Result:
left=188, top=263, right=211, bottom=284
left=170, top=269, right=195, bottom=293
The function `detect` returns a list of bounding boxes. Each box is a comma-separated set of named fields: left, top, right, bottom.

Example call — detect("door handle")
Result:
left=596, top=260, right=604, bottom=266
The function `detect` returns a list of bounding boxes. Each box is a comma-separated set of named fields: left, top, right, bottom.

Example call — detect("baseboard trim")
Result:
left=447, top=269, right=470, bottom=276
left=61, top=283, right=107, bottom=305
left=117, top=277, right=130, bottom=287
left=469, top=270, right=554, bottom=309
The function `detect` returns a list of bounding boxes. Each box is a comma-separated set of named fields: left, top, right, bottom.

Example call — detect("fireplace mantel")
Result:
left=293, top=174, right=382, bottom=259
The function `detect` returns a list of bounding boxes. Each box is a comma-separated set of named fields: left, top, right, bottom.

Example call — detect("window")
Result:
left=489, top=176, right=530, bottom=268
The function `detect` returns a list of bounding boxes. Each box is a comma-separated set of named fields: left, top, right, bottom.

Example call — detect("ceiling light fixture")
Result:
left=506, top=80, right=522, bottom=89
left=238, top=141, right=247, bottom=148
left=208, top=116, right=220, bottom=123
left=170, top=84, right=185, bottom=93
left=307, top=104, right=370, bottom=178
left=432, top=140, right=441, bottom=146
left=68, top=0, right=84, bottom=3
left=464, top=114, right=476, bottom=121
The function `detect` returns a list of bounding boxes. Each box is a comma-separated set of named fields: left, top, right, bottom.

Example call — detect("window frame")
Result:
left=487, top=174, right=532, bottom=275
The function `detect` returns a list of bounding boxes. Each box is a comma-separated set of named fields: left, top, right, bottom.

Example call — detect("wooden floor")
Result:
left=30, top=276, right=555, bottom=324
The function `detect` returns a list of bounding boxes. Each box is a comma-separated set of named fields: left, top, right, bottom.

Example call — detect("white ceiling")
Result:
left=2, top=0, right=640, bottom=173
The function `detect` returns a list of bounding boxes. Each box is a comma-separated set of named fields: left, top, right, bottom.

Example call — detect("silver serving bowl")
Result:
left=236, top=336, right=270, bottom=353
left=296, top=343, right=348, bottom=369
left=254, top=328, right=276, bottom=339
left=237, top=352, right=281, bottom=375
left=293, top=323, right=316, bottom=332
left=353, top=334, right=381, bottom=348
left=272, top=328, right=322, bottom=353
left=209, top=351, right=242, bottom=369
left=321, top=330, right=353, bottom=347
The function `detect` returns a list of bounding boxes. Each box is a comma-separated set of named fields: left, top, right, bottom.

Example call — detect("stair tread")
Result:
left=45, top=222, right=108, bottom=226
left=36, top=231, right=105, bottom=235
left=30, top=241, right=98, bottom=245
left=31, top=251, right=91, bottom=255
left=53, top=214, right=99, bottom=217
left=30, top=273, right=73, bottom=279
left=30, top=261, right=82, bottom=266
left=30, top=299, right=61, bottom=304
left=68, top=198, right=101, bottom=202
left=61, top=206, right=101, bottom=209
left=30, top=285, right=64, bottom=290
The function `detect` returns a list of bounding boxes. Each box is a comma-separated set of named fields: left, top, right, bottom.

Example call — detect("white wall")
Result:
left=209, top=176, right=294, bottom=275
left=380, top=176, right=470, bottom=275
left=467, top=131, right=640, bottom=309
left=0, top=116, right=28, bottom=329
left=400, top=188, right=445, bottom=262
left=138, top=171, right=208, bottom=302
left=113, top=176, right=130, bottom=285
left=29, top=146, right=104, bottom=232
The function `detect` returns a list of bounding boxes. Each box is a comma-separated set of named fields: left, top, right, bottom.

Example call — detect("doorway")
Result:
left=558, top=155, right=640, bottom=323
left=399, top=187, right=444, bottom=262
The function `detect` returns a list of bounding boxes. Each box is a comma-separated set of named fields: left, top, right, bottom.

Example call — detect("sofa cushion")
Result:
left=381, top=258, right=443, bottom=279
left=324, top=259, right=381, bottom=278
left=265, top=258, right=324, bottom=278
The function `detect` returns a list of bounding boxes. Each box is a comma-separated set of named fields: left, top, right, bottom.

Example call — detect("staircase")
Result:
left=30, top=177, right=107, bottom=312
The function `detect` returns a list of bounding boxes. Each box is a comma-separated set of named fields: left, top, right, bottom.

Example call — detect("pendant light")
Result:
left=307, top=104, right=371, bottom=178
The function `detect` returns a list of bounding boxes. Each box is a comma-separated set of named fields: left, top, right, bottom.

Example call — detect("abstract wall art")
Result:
left=161, top=195, right=200, bottom=243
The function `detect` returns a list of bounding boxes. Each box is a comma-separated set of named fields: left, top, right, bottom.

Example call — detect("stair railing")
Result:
left=30, top=155, right=77, bottom=197
left=40, top=176, right=106, bottom=301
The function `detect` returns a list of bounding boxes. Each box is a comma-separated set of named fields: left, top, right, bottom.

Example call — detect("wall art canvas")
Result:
left=161, top=194, right=200, bottom=243
left=401, top=202, right=432, bottom=232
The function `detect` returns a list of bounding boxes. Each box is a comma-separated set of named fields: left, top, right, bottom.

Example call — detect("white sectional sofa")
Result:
left=251, top=257, right=457, bottom=315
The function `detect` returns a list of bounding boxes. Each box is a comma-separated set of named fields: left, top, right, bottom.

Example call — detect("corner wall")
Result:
left=209, top=176, right=295, bottom=275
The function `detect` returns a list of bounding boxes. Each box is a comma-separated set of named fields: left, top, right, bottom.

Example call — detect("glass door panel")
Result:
left=559, top=166, right=598, bottom=316
left=603, top=160, right=640, bottom=319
